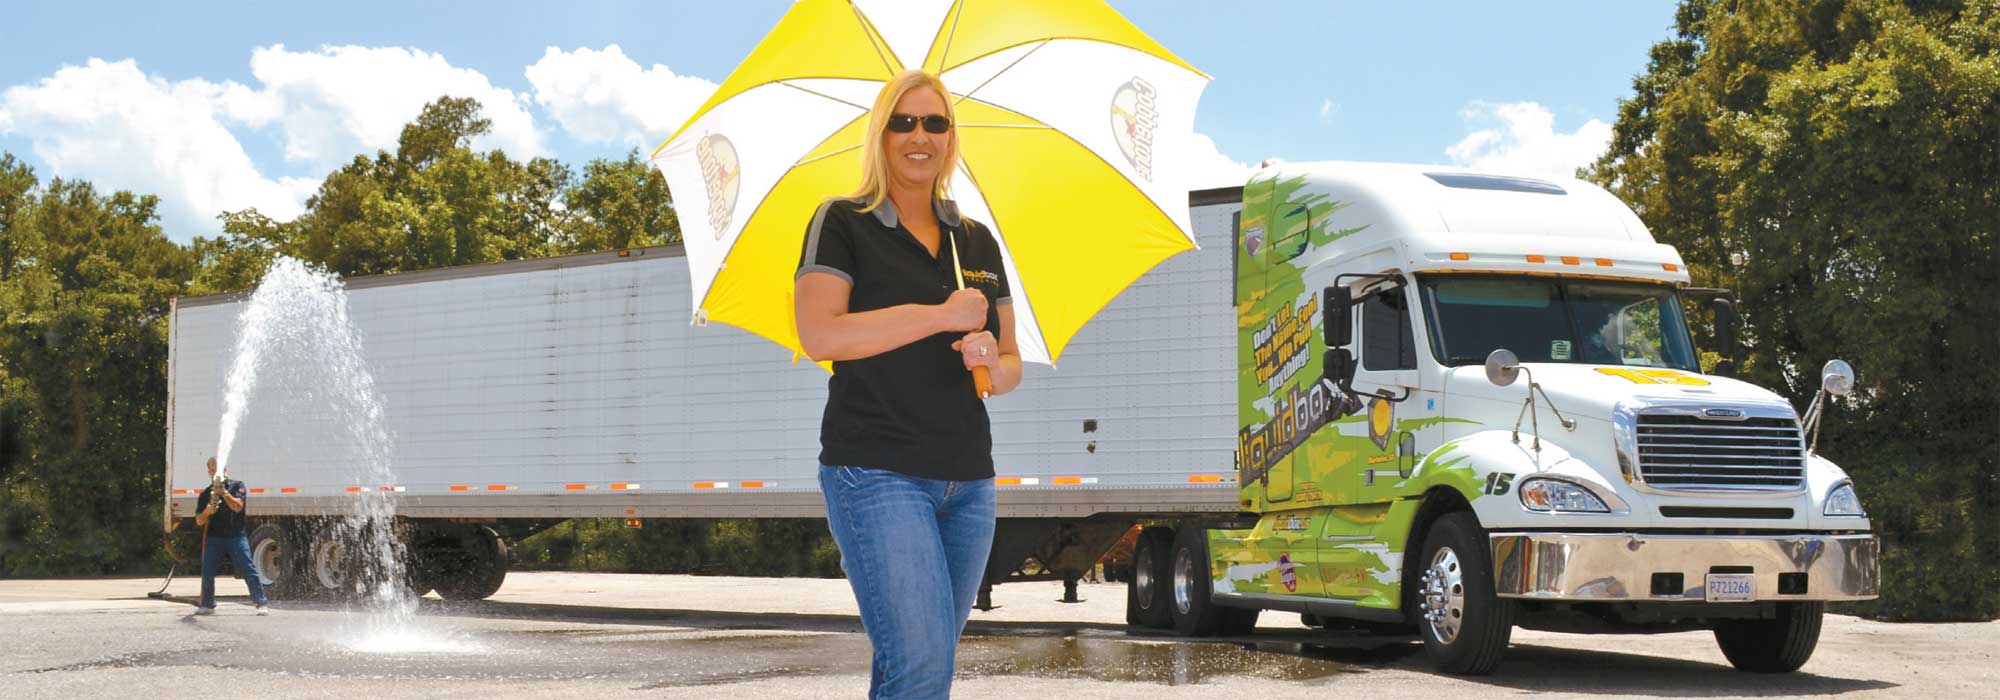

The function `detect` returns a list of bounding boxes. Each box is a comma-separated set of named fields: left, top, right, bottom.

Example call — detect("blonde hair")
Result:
left=846, top=70, right=960, bottom=213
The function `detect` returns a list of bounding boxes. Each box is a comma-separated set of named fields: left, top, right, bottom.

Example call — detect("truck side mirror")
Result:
left=1325, top=347, right=1359, bottom=406
left=1323, top=286, right=1351, bottom=348
left=1711, top=298, right=1739, bottom=377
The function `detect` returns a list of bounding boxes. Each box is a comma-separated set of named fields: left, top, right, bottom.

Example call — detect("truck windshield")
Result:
left=1418, top=275, right=1699, bottom=372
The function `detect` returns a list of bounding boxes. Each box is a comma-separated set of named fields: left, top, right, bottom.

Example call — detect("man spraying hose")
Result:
left=195, top=456, right=269, bottom=615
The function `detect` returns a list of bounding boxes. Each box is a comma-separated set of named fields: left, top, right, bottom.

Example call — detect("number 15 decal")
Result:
left=1484, top=472, right=1515, bottom=496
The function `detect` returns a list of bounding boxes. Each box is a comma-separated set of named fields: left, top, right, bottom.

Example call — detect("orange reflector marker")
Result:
left=1052, top=477, right=1082, bottom=485
left=1664, top=263, right=1679, bottom=272
left=693, top=481, right=730, bottom=489
left=171, top=489, right=190, bottom=495
left=1449, top=252, right=1469, bottom=261
left=280, top=487, right=298, bottom=494
left=624, top=508, right=636, bottom=516
left=449, top=485, right=471, bottom=492
left=487, top=484, right=511, bottom=492
left=250, top=488, right=266, bottom=494
left=1188, top=474, right=1224, bottom=483
left=345, top=486, right=365, bottom=493
left=995, top=477, right=1022, bottom=486
left=565, top=483, right=588, bottom=491
left=740, top=481, right=765, bottom=489
left=610, top=483, right=641, bottom=490
left=1526, top=254, right=1546, bottom=263
left=1561, top=256, right=1581, bottom=265
left=1595, top=258, right=1614, bottom=267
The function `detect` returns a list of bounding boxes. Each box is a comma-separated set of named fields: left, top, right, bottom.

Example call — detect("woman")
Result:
left=794, top=69, right=1022, bottom=699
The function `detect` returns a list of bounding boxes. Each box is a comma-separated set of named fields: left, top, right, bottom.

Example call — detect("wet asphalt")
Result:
left=0, top=574, right=1980, bottom=699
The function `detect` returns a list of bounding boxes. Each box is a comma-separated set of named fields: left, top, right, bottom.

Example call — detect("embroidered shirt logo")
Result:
left=695, top=133, right=740, bottom=240
left=961, top=269, right=1000, bottom=286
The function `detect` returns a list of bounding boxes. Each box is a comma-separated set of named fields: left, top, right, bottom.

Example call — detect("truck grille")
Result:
left=1635, top=414, right=1805, bottom=491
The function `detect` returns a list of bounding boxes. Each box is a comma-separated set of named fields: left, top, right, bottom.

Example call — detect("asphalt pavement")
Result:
left=0, top=572, right=1989, bottom=698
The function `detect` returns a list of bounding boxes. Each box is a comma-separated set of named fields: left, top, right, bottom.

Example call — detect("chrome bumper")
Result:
left=1491, top=532, right=1878, bottom=601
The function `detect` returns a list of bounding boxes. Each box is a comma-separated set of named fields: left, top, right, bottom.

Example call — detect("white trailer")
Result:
left=165, top=189, right=1249, bottom=601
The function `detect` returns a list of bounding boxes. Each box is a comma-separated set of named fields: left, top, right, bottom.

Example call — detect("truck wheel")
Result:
left=306, top=527, right=357, bottom=600
left=1416, top=512, right=1513, bottom=675
left=1714, top=602, right=1823, bottom=673
left=1168, top=526, right=1228, bottom=636
left=1126, top=527, right=1175, bottom=629
left=249, top=522, right=304, bottom=599
left=435, top=526, right=508, bottom=601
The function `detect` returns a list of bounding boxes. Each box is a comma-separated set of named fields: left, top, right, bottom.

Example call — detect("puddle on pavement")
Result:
left=959, top=634, right=1361, bottom=685
left=36, top=607, right=1384, bottom=688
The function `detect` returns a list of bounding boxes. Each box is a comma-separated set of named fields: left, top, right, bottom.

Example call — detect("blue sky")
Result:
left=0, top=1, right=1679, bottom=242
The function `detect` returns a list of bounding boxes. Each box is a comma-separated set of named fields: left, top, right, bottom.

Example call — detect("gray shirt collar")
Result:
left=869, top=195, right=964, bottom=230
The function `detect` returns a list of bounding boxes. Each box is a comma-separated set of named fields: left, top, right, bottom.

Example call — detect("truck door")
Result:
left=1345, top=280, right=1438, bottom=499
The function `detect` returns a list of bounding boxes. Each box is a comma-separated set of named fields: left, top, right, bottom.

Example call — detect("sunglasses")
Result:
left=886, top=114, right=952, bottom=134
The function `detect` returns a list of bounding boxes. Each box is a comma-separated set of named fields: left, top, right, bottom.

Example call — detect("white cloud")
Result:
left=248, top=44, right=546, bottom=167
left=1183, top=131, right=1255, bottom=189
left=0, top=58, right=318, bottom=238
left=1446, top=101, right=1611, bottom=180
left=524, top=45, right=718, bottom=149
left=1319, top=98, right=1337, bottom=123
left=0, top=47, right=558, bottom=242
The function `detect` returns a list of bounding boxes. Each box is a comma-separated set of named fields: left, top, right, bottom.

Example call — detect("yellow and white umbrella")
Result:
left=650, top=0, right=1209, bottom=365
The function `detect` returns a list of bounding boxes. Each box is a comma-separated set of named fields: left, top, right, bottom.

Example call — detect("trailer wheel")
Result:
left=1168, top=526, right=1229, bottom=636
left=1126, top=527, right=1175, bottom=629
left=1416, top=512, right=1513, bottom=675
left=249, top=522, right=304, bottom=599
left=306, top=527, right=357, bottom=600
left=434, top=526, right=508, bottom=601
left=1714, top=602, right=1824, bottom=673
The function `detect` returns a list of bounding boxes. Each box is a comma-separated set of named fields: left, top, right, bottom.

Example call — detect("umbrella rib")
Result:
left=936, top=0, right=966, bottom=71
left=952, top=40, right=1049, bottom=108
left=795, top=144, right=863, bottom=168
left=779, top=81, right=872, bottom=112
left=846, top=2, right=901, bottom=75
left=947, top=159, right=1058, bottom=364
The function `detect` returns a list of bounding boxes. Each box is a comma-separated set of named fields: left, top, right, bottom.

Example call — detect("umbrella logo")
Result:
left=696, top=133, right=741, bottom=240
left=1110, top=77, right=1158, bottom=182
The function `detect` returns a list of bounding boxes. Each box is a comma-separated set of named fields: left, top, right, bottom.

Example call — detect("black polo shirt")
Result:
left=195, top=479, right=249, bottom=537
left=796, top=196, right=1011, bottom=481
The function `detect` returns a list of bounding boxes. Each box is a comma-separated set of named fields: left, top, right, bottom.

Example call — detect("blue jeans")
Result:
left=201, top=534, right=268, bottom=609
left=820, top=465, right=995, bottom=700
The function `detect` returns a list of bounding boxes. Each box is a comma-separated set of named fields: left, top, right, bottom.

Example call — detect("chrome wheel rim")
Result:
left=312, top=539, right=348, bottom=590
left=1173, top=547, right=1196, bottom=616
left=252, top=537, right=283, bottom=587
left=1134, top=541, right=1157, bottom=609
left=1419, top=546, right=1466, bottom=644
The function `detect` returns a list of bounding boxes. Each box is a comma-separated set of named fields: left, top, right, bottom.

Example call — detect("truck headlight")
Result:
left=1824, top=483, right=1866, bottom=517
left=1519, top=478, right=1610, bottom=513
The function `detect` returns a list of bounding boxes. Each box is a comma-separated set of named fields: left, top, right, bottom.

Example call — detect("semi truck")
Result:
left=165, top=160, right=1878, bottom=674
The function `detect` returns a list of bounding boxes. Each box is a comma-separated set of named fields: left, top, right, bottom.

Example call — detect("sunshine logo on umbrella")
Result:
left=1111, top=77, right=1158, bottom=182
left=696, top=133, right=740, bottom=239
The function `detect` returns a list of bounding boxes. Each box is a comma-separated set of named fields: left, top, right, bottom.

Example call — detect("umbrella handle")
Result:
left=948, top=233, right=995, bottom=401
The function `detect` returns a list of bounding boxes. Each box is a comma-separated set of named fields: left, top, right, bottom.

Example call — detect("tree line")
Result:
left=3, top=0, right=1995, bottom=621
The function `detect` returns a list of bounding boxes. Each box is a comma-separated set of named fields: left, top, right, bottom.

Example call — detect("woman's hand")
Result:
left=952, top=331, right=998, bottom=371
left=937, top=289, right=989, bottom=332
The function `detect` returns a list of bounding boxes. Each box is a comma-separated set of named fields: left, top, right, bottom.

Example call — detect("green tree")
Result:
left=558, top=150, right=680, bottom=254
left=1590, top=0, right=2000, bottom=620
left=0, top=171, right=193, bottom=575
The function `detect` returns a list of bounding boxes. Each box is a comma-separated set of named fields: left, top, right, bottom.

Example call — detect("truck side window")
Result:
left=1362, top=287, right=1417, bottom=371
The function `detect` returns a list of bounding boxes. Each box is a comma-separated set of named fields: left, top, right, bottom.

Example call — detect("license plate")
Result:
left=1705, top=573, right=1756, bottom=602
